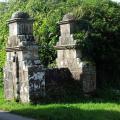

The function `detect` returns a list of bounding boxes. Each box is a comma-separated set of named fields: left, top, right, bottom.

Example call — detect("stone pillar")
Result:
left=4, top=11, right=45, bottom=103
left=55, top=13, right=96, bottom=93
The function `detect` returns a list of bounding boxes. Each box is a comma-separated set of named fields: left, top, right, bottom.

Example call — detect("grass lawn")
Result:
left=0, top=87, right=120, bottom=120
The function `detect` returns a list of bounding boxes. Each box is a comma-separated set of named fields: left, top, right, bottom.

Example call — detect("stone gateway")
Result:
left=4, top=12, right=96, bottom=103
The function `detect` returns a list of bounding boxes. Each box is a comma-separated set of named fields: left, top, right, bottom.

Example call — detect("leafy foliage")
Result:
left=72, top=0, right=120, bottom=87
left=73, top=0, right=120, bottom=61
left=0, top=0, right=83, bottom=83
left=0, top=0, right=120, bottom=87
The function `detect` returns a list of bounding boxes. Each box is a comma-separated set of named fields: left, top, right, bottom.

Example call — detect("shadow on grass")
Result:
left=11, top=107, right=120, bottom=120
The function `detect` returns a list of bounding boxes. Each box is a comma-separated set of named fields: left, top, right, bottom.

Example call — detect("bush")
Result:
left=72, top=0, right=120, bottom=88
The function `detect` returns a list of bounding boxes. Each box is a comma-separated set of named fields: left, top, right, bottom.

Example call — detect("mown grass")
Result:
left=0, top=87, right=120, bottom=120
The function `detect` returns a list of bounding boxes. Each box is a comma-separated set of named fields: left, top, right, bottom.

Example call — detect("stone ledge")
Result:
left=7, top=18, right=34, bottom=24
left=55, top=44, right=80, bottom=50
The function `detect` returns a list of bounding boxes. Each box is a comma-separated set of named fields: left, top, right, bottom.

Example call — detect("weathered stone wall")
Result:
left=45, top=68, right=82, bottom=99
left=28, top=66, right=45, bottom=102
left=56, top=49, right=82, bottom=80
left=4, top=61, right=14, bottom=100
left=81, top=63, right=96, bottom=93
left=45, top=65, right=96, bottom=99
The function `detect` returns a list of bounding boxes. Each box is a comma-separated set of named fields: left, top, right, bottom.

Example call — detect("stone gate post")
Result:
left=56, top=14, right=96, bottom=93
left=4, top=11, right=45, bottom=103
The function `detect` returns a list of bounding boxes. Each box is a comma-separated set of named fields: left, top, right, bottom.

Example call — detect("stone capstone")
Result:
left=11, top=11, right=30, bottom=19
left=62, top=13, right=75, bottom=21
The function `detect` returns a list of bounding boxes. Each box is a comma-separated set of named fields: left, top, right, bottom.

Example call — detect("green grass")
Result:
left=0, top=87, right=120, bottom=120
